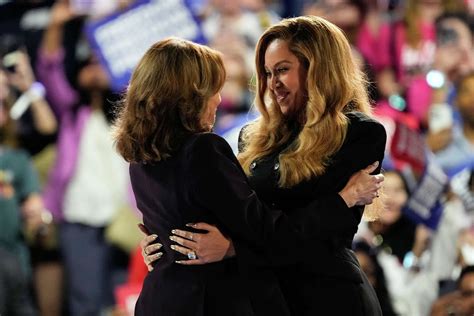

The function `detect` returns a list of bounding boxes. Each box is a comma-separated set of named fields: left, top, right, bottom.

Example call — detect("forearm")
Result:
left=41, top=22, right=64, bottom=56
left=36, top=48, right=78, bottom=114
left=29, top=98, right=58, bottom=135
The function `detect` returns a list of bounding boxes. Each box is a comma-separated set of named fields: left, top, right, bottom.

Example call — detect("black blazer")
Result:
left=130, top=118, right=369, bottom=315
left=237, top=111, right=387, bottom=315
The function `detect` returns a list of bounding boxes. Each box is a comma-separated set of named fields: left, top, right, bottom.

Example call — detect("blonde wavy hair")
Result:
left=239, top=15, right=371, bottom=187
left=112, top=37, right=226, bottom=163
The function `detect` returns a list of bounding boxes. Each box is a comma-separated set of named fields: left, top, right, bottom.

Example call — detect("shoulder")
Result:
left=185, top=133, right=236, bottom=161
left=346, top=112, right=386, bottom=138
left=187, top=132, right=231, bottom=149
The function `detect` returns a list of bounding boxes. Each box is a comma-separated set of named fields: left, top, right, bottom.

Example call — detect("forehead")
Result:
left=264, top=39, right=298, bottom=68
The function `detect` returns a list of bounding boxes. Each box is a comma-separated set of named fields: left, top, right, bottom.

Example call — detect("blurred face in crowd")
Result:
left=440, top=18, right=474, bottom=76
left=456, top=75, right=474, bottom=126
left=201, top=92, right=222, bottom=131
left=264, top=39, right=308, bottom=119
left=211, top=0, right=242, bottom=15
left=220, top=54, right=248, bottom=111
left=305, top=0, right=362, bottom=30
left=379, top=171, right=408, bottom=225
left=78, top=56, right=110, bottom=91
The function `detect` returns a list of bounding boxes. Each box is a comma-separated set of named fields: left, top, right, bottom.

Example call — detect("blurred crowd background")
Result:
left=1, top=0, right=474, bottom=315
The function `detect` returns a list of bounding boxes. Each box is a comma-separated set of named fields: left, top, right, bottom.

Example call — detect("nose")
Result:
left=269, top=74, right=280, bottom=91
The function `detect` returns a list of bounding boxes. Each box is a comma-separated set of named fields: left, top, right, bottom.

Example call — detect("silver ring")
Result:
left=187, top=251, right=197, bottom=260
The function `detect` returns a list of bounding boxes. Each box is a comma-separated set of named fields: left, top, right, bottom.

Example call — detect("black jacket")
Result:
left=130, top=114, right=378, bottom=315
left=239, top=111, right=386, bottom=315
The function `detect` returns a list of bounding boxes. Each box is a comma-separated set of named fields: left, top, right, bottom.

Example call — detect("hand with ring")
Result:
left=187, top=251, right=197, bottom=260
left=169, top=222, right=234, bottom=265
left=138, top=223, right=163, bottom=272
left=339, top=161, right=384, bottom=207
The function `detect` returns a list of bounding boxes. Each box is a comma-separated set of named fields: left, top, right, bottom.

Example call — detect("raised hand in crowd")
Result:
left=42, top=0, right=76, bottom=56
left=5, top=51, right=57, bottom=134
left=426, top=127, right=453, bottom=153
left=412, top=224, right=433, bottom=259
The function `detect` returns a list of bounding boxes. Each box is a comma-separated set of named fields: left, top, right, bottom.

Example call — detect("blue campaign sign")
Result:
left=450, top=161, right=474, bottom=212
left=85, top=0, right=207, bottom=91
left=402, top=155, right=449, bottom=230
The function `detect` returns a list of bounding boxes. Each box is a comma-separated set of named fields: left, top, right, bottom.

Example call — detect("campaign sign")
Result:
left=450, top=162, right=474, bottom=212
left=402, top=156, right=449, bottom=230
left=86, top=0, right=207, bottom=91
left=390, top=121, right=427, bottom=174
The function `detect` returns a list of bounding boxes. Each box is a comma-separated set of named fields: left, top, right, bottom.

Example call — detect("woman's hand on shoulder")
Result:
left=170, top=222, right=234, bottom=265
left=339, top=161, right=384, bottom=207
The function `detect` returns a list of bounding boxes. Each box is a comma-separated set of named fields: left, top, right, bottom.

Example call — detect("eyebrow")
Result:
left=264, top=60, right=293, bottom=69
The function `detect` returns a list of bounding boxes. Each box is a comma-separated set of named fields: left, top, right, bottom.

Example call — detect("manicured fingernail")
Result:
left=169, top=236, right=176, bottom=241
left=175, top=260, right=183, bottom=264
left=186, top=223, right=195, bottom=227
left=156, top=243, right=162, bottom=249
left=171, top=229, right=177, bottom=234
left=151, top=235, right=158, bottom=240
left=156, top=252, right=163, bottom=258
left=170, top=245, right=177, bottom=250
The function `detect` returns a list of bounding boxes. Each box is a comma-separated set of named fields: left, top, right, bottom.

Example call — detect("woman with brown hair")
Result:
left=114, top=33, right=383, bottom=315
left=142, top=16, right=387, bottom=315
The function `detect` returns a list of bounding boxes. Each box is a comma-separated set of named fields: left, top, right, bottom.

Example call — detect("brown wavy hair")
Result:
left=239, top=15, right=372, bottom=187
left=112, top=38, right=226, bottom=163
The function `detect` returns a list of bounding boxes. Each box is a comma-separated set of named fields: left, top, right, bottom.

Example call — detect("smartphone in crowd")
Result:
left=2, top=50, right=20, bottom=73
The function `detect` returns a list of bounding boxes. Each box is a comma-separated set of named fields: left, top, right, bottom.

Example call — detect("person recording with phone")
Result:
left=0, top=37, right=57, bottom=152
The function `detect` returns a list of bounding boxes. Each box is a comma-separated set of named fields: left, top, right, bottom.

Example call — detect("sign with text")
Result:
left=402, top=157, right=449, bottom=230
left=86, top=0, right=206, bottom=91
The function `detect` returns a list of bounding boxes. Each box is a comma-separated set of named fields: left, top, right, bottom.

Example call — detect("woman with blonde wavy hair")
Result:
left=135, top=17, right=386, bottom=316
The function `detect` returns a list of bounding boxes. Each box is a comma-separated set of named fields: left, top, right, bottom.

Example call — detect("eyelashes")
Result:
left=265, top=67, right=289, bottom=77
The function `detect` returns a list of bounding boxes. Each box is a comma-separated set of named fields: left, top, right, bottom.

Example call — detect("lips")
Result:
left=274, top=91, right=289, bottom=103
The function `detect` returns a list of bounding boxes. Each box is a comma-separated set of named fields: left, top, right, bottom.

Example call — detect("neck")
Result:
left=90, top=91, right=103, bottom=110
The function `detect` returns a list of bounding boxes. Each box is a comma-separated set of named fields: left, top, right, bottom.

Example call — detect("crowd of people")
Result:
left=0, top=0, right=474, bottom=315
